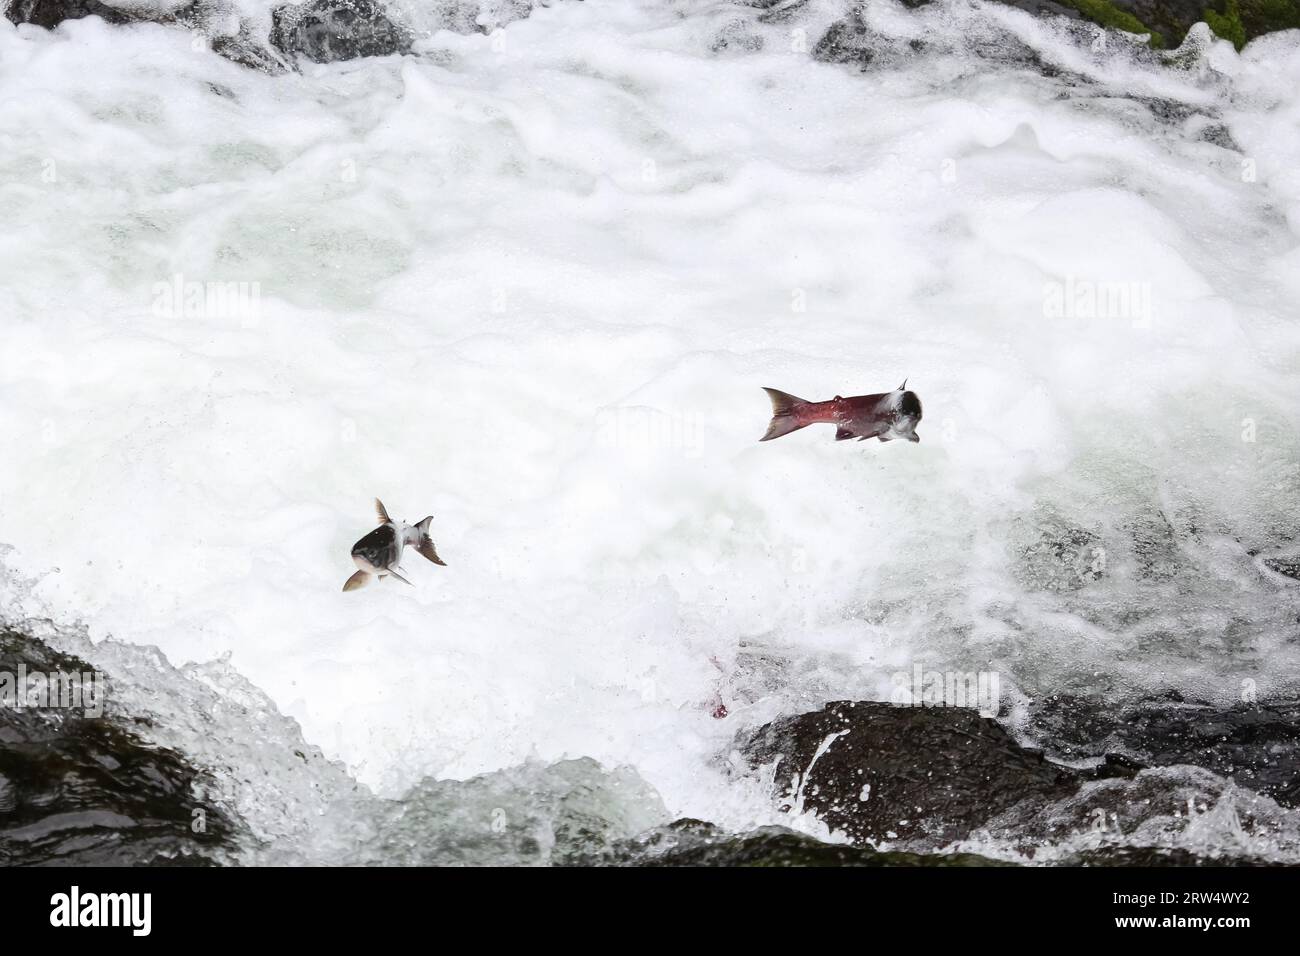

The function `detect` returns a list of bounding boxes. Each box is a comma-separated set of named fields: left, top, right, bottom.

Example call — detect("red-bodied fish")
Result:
left=759, top=381, right=922, bottom=444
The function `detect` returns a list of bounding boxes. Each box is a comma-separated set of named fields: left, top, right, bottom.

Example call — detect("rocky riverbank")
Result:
left=7, top=0, right=1299, bottom=72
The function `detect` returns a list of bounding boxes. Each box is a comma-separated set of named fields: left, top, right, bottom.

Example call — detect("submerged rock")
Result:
left=586, top=818, right=1011, bottom=866
left=210, top=25, right=292, bottom=74
left=1024, top=694, right=1300, bottom=806
left=1263, top=555, right=1300, bottom=581
left=269, top=0, right=412, bottom=64
left=810, top=7, right=1057, bottom=74
left=350, top=757, right=669, bottom=866
left=0, top=629, right=238, bottom=865
left=979, top=764, right=1297, bottom=862
left=739, top=700, right=1081, bottom=847
left=1070, top=845, right=1285, bottom=865
left=1013, top=511, right=1105, bottom=592
left=3, top=0, right=290, bottom=73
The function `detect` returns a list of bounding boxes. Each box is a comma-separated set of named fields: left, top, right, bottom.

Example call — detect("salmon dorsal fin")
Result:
left=375, top=498, right=392, bottom=524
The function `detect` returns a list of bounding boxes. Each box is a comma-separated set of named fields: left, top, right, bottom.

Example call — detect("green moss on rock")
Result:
left=1058, top=0, right=1169, bottom=47
left=1204, top=1, right=1248, bottom=47
left=1238, top=0, right=1300, bottom=36
left=1052, top=0, right=1300, bottom=50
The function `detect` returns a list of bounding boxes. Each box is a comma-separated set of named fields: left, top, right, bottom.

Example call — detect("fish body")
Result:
left=343, top=498, right=445, bottom=592
left=760, top=381, right=922, bottom=443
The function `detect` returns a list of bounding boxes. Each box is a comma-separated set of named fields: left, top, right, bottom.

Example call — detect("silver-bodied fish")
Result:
left=343, top=498, right=446, bottom=592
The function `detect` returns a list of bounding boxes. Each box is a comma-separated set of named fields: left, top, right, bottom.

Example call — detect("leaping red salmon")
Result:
left=759, top=381, right=922, bottom=444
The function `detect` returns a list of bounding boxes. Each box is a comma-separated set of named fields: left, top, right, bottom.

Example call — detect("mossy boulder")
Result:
left=1052, top=0, right=1299, bottom=48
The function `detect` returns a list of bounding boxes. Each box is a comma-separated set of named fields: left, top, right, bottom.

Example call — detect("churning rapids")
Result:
left=2, top=0, right=1300, bottom=865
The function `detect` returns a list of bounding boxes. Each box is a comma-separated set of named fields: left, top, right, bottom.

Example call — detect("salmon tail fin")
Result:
left=414, top=516, right=446, bottom=566
left=760, top=387, right=811, bottom=442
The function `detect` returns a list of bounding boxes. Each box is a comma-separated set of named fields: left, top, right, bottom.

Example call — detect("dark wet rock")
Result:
left=1231, top=0, right=1300, bottom=43
left=809, top=15, right=940, bottom=69
left=1264, top=556, right=1300, bottom=581
left=811, top=8, right=1056, bottom=74
left=798, top=0, right=1297, bottom=60
left=1070, top=845, right=1283, bottom=865
left=966, top=27, right=1055, bottom=70
left=1023, top=694, right=1300, bottom=806
left=739, top=701, right=1081, bottom=847
left=1196, top=123, right=1239, bottom=150
left=6, top=0, right=418, bottom=69
left=4, top=0, right=135, bottom=28
left=746, top=0, right=809, bottom=24
left=979, top=764, right=1290, bottom=861
left=734, top=700, right=1288, bottom=862
left=1134, top=94, right=1203, bottom=123
left=1109, top=0, right=1221, bottom=47
left=269, top=0, right=412, bottom=64
left=811, top=14, right=880, bottom=67
left=4, top=0, right=290, bottom=73
left=0, top=628, right=238, bottom=865
left=210, top=25, right=291, bottom=74
left=1112, top=0, right=1219, bottom=30
left=586, top=818, right=1012, bottom=866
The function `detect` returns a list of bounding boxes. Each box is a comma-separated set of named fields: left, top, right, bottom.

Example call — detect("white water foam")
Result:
left=2, top=0, right=1300, bottom=860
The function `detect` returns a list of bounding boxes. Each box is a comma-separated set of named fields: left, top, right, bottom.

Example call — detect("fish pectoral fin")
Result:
left=416, top=539, right=447, bottom=567
left=877, top=434, right=894, bottom=442
left=343, top=570, right=371, bottom=592
left=375, top=498, right=392, bottom=524
left=835, top=427, right=855, bottom=441
left=387, top=568, right=414, bottom=586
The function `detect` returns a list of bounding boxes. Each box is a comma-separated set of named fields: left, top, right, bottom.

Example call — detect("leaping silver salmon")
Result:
left=343, top=498, right=446, bottom=592
left=759, top=381, right=922, bottom=444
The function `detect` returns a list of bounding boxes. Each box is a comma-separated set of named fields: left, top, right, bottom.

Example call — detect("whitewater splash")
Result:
left=2, top=0, right=1300, bottom=862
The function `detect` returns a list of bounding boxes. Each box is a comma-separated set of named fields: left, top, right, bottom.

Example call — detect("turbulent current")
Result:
left=2, top=0, right=1300, bottom=864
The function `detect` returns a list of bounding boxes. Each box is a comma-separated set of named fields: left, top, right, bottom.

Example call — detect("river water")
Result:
left=2, top=0, right=1299, bottom=863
